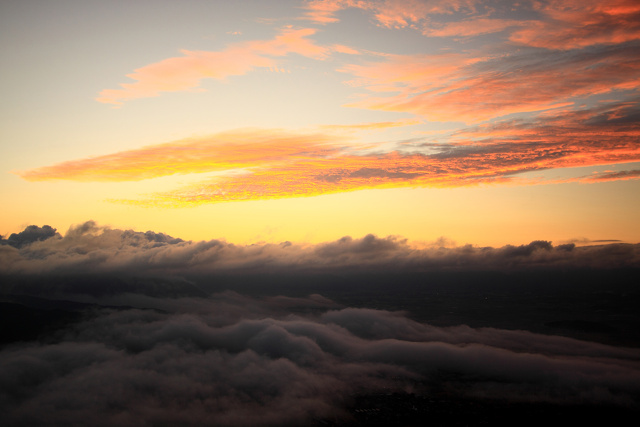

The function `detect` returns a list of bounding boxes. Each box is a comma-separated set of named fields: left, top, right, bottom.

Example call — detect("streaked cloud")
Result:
left=509, top=0, right=640, bottom=49
left=303, top=0, right=640, bottom=51
left=317, top=118, right=422, bottom=132
left=15, top=101, right=640, bottom=204
left=302, top=0, right=478, bottom=27
left=97, top=27, right=330, bottom=106
left=341, top=43, right=640, bottom=123
left=422, top=18, right=530, bottom=38
left=580, top=169, right=640, bottom=182
left=148, top=101, right=638, bottom=204
left=15, top=129, right=345, bottom=182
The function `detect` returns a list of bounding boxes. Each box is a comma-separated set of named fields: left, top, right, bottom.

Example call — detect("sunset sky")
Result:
left=2, top=0, right=639, bottom=246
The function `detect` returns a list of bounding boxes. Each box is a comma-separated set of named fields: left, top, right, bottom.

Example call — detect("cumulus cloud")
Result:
left=0, top=225, right=60, bottom=249
left=1, top=222, right=638, bottom=278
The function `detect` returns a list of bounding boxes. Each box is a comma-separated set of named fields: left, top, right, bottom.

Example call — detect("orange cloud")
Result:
left=114, top=102, right=640, bottom=205
left=510, top=0, right=640, bottom=49
left=341, top=43, right=640, bottom=123
left=302, top=0, right=477, bottom=27
left=318, top=118, right=422, bottom=132
left=17, top=102, right=640, bottom=205
left=302, top=0, right=640, bottom=51
left=422, top=18, right=530, bottom=38
left=97, top=27, right=329, bottom=105
left=137, top=139, right=639, bottom=206
left=129, top=152, right=511, bottom=206
left=301, top=0, right=350, bottom=24
left=331, top=44, right=361, bottom=55
left=578, top=169, right=640, bottom=182
left=16, top=129, right=345, bottom=182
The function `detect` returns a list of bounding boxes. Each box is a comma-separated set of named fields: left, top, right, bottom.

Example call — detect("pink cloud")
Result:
left=107, top=102, right=640, bottom=205
left=302, top=0, right=640, bottom=51
left=301, top=0, right=351, bottom=24
left=510, top=0, right=640, bottom=49
left=341, top=43, right=640, bottom=123
left=302, top=0, right=477, bottom=26
left=423, top=18, right=530, bottom=38
left=580, top=169, right=640, bottom=182
left=97, top=27, right=329, bottom=105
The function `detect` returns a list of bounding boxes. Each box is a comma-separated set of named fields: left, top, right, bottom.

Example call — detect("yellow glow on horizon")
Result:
left=4, top=175, right=639, bottom=249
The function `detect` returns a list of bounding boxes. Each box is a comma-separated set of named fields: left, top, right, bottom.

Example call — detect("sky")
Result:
left=1, top=0, right=639, bottom=247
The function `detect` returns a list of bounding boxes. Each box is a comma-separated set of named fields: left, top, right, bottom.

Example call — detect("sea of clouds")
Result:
left=1, top=222, right=639, bottom=425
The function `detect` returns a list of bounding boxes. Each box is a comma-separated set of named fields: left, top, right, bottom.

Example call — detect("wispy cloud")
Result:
left=302, top=0, right=478, bottom=27
left=15, top=129, right=345, bottom=182
left=580, top=169, right=640, bottom=182
left=302, top=1, right=640, bottom=125
left=509, top=0, right=640, bottom=49
left=96, top=27, right=330, bottom=106
left=341, top=43, right=640, bottom=123
left=317, top=118, right=422, bottom=132
left=422, top=18, right=530, bottom=38
left=303, top=0, right=640, bottom=50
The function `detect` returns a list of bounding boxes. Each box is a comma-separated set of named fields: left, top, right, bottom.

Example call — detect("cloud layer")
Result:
left=16, top=100, right=640, bottom=204
left=2, top=222, right=639, bottom=276
left=1, top=290, right=639, bottom=426
left=2, top=222, right=639, bottom=424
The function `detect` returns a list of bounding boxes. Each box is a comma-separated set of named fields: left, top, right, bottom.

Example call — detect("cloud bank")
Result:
left=1, top=222, right=638, bottom=277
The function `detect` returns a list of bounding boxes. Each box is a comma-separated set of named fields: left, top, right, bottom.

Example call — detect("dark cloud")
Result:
left=314, top=234, right=405, bottom=258
left=1, top=292, right=639, bottom=426
left=348, top=167, right=422, bottom=180
left=0, top=225, right=59, bottom=249
left=582, top=169, right=640, bottom=182
left=1, top=222, right=638, bottom=277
